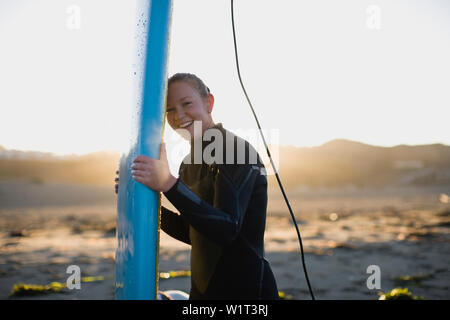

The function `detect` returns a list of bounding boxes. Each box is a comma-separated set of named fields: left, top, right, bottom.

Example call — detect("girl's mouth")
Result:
left=179, top=120, right=193, bottom=129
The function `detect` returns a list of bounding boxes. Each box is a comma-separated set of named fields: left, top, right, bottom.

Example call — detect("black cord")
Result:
left=230, top=0, right=315, bottom=300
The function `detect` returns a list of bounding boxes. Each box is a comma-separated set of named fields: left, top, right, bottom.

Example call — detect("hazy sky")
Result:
left=0, top=0, right=449, bottom=156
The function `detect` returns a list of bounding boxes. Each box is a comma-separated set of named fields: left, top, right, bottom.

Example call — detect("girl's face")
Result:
left=166, top=80, right=214, bottom=140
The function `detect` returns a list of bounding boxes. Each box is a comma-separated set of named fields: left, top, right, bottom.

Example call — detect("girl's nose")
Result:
left=174, top=106, right=184, bottom=121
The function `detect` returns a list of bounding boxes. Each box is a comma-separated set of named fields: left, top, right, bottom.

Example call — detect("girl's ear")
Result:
left=207, top=94, right=214, bottom=113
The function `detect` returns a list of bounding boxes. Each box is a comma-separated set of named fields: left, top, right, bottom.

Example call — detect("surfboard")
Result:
left=115, top=0, right=173, bottom=300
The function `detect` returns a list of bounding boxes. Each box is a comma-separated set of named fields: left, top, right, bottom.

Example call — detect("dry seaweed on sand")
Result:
left=8, top=271, right=191, bottom=298
left=159, top=270, right=191, bottom=279
left=278, top=291, right=294, bottom=300
left=9, top=282, right=66, bottom=297
left=8, top=275, right=108, bottom=298
left=378, top=287, right=424, bottom=300
left=391, top=273, right=433, bottom=287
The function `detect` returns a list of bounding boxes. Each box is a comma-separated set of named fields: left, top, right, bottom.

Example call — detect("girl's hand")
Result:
left=131, top=142, right=177, bottom=192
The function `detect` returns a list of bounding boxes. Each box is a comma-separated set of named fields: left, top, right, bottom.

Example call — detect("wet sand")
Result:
left=0, top=181, right=449, bottom=300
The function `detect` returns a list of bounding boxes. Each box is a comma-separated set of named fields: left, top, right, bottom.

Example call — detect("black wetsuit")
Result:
left=161, top=123, right=279, bottom=300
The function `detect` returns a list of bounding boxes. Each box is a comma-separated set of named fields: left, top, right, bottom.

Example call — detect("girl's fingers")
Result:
left=132, top=170, right=147, bottom=178
left=132, top=175, right=144, bottom=183
left=131, top=162, right=150, bottom=171
left=133, top=155, right=151, bottom=163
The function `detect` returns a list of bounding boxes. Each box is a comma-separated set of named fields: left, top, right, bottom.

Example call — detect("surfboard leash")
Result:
left=230, top=0, right=316, bottom=300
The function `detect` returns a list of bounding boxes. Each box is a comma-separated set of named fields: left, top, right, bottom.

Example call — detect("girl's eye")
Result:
left=183, top=102, right=191, bottom=106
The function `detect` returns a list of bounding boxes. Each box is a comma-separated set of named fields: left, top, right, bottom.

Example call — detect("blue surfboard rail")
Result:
left=115, top=0, right=173, bottom=300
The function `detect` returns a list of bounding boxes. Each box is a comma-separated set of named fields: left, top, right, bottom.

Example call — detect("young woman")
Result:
left=117, top=73, right=278, bottom=300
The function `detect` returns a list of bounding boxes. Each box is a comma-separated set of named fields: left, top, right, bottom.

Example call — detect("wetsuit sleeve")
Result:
left=163, top=166, right=260, bottom=246
left=160, top=206, right=191, bottom=245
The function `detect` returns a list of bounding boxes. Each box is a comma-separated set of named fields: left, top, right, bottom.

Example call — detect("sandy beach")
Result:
left=0, top=180, right=449, bottom=300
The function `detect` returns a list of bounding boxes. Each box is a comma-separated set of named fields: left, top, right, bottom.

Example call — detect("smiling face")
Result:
left=166, top=80, right=215, bottom=140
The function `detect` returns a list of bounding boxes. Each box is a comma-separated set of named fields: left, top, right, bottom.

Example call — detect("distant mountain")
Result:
left=0, top=148, right=121, bottom=186
left=268, top=139, right=450, bottom=189
left=1, top=140, right=449, bottom=189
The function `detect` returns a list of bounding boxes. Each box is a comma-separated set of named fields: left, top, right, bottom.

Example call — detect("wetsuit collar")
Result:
left=189, top=122, right=225, bottom=154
